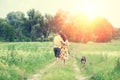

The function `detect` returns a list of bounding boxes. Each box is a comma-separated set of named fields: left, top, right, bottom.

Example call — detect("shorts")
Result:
left=54, top=47, right=61, bottom=58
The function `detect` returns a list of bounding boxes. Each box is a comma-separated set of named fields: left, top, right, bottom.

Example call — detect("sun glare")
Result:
left=71, top=1, right=99, bottom=22
left=82, top=3, right=97, bottom=21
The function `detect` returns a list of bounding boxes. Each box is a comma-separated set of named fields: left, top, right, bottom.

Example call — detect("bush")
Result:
left=36, top=36, right=53, bottom=42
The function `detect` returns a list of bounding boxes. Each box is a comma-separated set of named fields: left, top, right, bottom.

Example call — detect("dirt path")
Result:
left=73, top=59, right=89, bottom=80
left=27, top=58, right=89, bottom=80
left=27, top=61, right=56, bottom=80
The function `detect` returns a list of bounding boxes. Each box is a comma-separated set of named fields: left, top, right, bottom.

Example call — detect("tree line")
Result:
left=0, top=9, right=120, bottom=42
left=53, top=9, right=120, bottom=43
left=0, top=9, right=54, bottom=42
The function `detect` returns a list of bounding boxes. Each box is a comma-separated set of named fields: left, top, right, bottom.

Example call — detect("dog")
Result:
left=81, top=56, right=86, bottom=65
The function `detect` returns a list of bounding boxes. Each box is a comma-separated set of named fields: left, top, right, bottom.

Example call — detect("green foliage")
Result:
left=1, top=9, right=120, bottom=42
left=6, top=11, right=25, bottom=28
left=72, top=41, right=120, bottom=80
left=0, top=40, right=120, bottom=80
left=0, top=9, right=55, bottom=42
left=0, top=64, right=24, bottom=80
left=0, top=18, right=15, bottom=41
left=113, top=57, right=120, bottom=79
left=41, top=59, right=76, bottom=80
left=0, top=42, right=54, bottom=79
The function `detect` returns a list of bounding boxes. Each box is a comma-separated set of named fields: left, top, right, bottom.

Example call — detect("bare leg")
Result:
left=63, top=59, right=65, bottom=64
left=61, top=59, right=65, bottom=65
left=56, top=57, right=59, bottom=63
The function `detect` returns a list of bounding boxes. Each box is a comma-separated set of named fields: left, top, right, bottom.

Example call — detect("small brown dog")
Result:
left=81, top=56, right=86, bottom=65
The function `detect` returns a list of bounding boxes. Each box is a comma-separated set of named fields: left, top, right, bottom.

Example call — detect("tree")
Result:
left=31, top=24, right=41, bottom=41
left=6, top=11, right=26, bottom=41
left=53, top=11, right=90, bottom=42
left=53, top=10, right=114, bottom=43
left=27, top=9, right=43, bottom=41
left=0, top=18, right=7, bottom=40
left=7, top=11, right=25, bottom=28
left=0, top=18, right=15, bottom=41
left=112, top=28, right=120, bottom=40
left=42, top=14, right=54, bottom=38
left=92, top=17, right=114, bottom=42
left=26, top=9, right=54, bottom=41
left=53, top=9, right=69, bottom=32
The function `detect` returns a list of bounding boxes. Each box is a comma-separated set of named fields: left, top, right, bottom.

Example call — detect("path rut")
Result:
left=27, top=61, right=56, bottom=80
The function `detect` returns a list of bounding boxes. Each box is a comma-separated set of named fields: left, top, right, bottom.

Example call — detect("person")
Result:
left=53, top=31, right=66, bottom=63
left=59, top=32, right=69, bottom=64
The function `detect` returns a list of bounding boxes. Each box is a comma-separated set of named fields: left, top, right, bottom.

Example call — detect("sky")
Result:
left=0, top=0, right=120, bottom=28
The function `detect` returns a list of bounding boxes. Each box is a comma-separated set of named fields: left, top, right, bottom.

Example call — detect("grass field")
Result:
left=0, top=40, right=120, bottom=80
left=0, top=42, right=54, bottom=80
left=71, top=40, right=120, bottom=80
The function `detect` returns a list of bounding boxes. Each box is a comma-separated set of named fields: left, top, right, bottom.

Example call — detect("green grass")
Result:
left=41, top=59, right=76, bottom=80
left=0, top=42, right=54, bottom=80
left=0, top=40, right=120, bottom=80
left=71, top=40, right=120, bottom=80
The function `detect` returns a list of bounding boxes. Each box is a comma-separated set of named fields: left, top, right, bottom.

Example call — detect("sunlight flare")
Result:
left=81, top=3, right=98, bottom=21
left=71, top=1, right=99, bottom=21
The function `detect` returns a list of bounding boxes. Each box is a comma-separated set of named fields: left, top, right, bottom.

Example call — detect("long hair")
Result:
left=59, top=31, right=67, bottom=42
